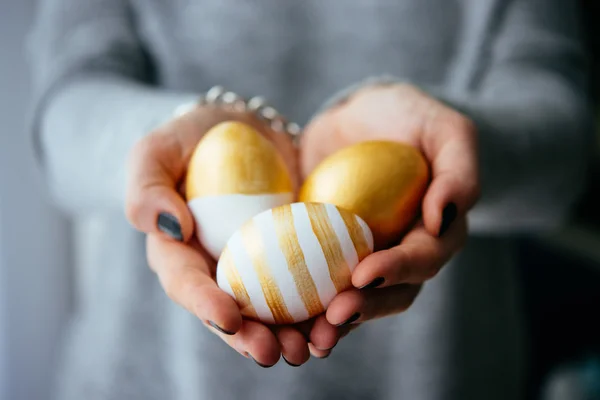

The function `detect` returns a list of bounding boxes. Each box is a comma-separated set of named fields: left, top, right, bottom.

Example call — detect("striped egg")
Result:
left=185, top=121, right=294, bottom=260
left=216, top=202, right=374, bottom=325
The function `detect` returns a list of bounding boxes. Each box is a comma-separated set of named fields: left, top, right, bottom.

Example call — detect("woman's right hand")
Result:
left=124, top=105, right=341, bottom=367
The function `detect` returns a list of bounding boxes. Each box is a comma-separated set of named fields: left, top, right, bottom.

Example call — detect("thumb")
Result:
left=300, top=109, right=345, bottom=179
left=125, top=126, right=196, bottom=242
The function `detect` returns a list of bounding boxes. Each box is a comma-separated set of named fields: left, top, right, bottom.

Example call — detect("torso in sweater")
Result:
left=48, top=1, right=534, bottom=399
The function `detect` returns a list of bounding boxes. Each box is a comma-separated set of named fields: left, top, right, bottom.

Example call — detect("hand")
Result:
left=301, top=83, right=480, bottom=327
left=125, top=106, right=341, bottom=367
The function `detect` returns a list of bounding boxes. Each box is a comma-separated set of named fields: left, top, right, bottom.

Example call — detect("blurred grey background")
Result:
left=1, top=1, right=599, bottom=400
left=0, top=1, right=71, bottom=399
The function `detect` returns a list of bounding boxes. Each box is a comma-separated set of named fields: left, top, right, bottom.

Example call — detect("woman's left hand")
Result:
left=300, top=83, right=480, bottom=336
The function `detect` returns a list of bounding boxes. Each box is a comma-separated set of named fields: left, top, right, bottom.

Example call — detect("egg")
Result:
left=299, top=140, right=429, bottom=249
left=185, top=121, right=294, bottom=260
left=216, top=202, right=374, bottom=324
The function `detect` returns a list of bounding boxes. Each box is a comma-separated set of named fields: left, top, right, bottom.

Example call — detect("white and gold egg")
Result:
left=185, top=121, right=294, bottom=260
left=216, top=202, right=373, bottom=324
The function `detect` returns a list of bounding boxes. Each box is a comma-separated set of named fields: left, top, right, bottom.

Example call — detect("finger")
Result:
left=326, top=284, right=422, bottom=325
left=125, top=124, right=198, bottom=241
left=420, top=109, right=480, bottom=237
left=126, top=107, right=298, bottom=241
left=307, top=319, right=361, bottom=359
left=206, top=319, right=281, bottom=367
left=272, top=326, right=310, bottom=367
left=352, top=218, right=467, bottom=288
left=147, top=234, right=243, bottom=334
left=308, top=314, right=340, bottom=351
left=308, top=343, right=331, bottom=359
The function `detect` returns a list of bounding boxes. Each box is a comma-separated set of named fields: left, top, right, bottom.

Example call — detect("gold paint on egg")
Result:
left=299, top=141, right=430, bottom=249
left=185, top=121, right=293, bottom=200
left=305, top=203, right=351, bottom=293
left=239, top=219, right=294, bottom=325
left=220, top=248, right=259, bottom=320
left=272, top=205, right=325, bottom=318
left=217, top=202, right=374, bottom=324
left=339, top=211, right=371, bottom=261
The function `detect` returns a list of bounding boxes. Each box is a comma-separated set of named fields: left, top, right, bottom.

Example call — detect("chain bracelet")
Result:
left=174, top=86, right=302, bottom=142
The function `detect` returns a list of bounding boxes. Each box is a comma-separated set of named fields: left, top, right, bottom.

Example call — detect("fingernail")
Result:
left=317, top=352, right=331, bottom=359
left=314, top=343, right=336, bottom=351
left=208, top=320, right=235, bottom=335
left=359, top=277, right=384, bottom=290
left=247, top=353, right=273, bottom=368
left=282, top=355, right=301, bottom=367
left=336, top=312, right=361, bottom=327
left=438, top=203, right=457, bottom=237
left=157, top=212, right=183, bottom=241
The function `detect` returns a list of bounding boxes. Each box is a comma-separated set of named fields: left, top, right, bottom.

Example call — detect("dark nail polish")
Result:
left=248, top=354, right=273, bottom=368
left=157, top=212, right=183, bottom=241
left=359, top=277, right=385, bottom=290
left=208, top=320, right=235, bottom=335
left=336, top=312, right=361, bottom=327
left=282, top=356, right=301, bottom=367
left=439, top=203, right=458, bottom=237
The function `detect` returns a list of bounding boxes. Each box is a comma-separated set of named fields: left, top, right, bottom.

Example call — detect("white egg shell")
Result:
left=185, top=121, right=295, bottom=260
left=216, top=202, right=374, bottom=325
left=188, top=193, right=293, bottom=260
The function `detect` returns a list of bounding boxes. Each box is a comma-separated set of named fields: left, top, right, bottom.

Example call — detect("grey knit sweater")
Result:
left=28, top=1, right=593, bottom=399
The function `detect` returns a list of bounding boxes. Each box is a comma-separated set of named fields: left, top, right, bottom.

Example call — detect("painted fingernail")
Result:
left=247, top=353, right=273, bottom=368
left=208, top=320, right=235, bottom=335
left=157, top=212, right=183, bottom=241
left=438, top=203, right=457, bottom=237
left=336, top=312, right=361, bottom=327
left=359, top=277, right=384, bottom=290
left=282, top=355, right=301, bottom=367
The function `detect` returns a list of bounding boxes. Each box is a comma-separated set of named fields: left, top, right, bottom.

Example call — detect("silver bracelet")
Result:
left=174, top=86, right=302, bottom=142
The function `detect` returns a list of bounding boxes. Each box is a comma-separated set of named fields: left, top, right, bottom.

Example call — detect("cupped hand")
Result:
left=125, top=105, right=339, bottom=367
left=301, top=83, right=480, bottom=328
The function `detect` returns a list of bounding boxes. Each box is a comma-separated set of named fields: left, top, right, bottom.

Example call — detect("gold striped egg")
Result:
left=216, top=202, right=374, bottom=324
left=185, top=121, right=294, bottom=260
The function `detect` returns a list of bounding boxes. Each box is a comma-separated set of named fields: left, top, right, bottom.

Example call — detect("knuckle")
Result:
left=401, top=285, right=422, bottom=311
left=421, top=260, right=441, bottom=280
left=130, top=132, right=160, bottom=161
left=391, top=246, right=419, bottom=282
left=452, top=113, right=476, bottom=137
left=464, top=178, right=482, bottom=207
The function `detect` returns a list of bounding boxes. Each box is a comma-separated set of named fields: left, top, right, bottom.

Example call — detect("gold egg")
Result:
left=186, top=121, right=293, bottom=200
left=185, top=121, right=295, bottom=260
left=299, top=141, right=429, bottom=249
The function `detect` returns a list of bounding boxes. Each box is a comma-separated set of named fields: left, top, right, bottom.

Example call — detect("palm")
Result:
left=296, top=83, right=478, bottom=329
left=300, top=84, right=437, bottom=177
